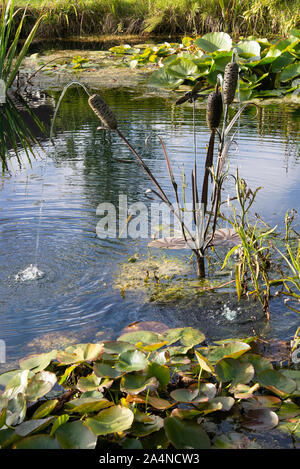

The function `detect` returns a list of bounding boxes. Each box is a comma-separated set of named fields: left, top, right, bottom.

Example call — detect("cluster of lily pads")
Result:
left=110, top=30, right=300, bottom=100
left=0, top=325, right=299, bottom=449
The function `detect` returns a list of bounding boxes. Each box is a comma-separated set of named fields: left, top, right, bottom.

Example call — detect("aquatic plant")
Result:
left=110, top=30, right=300, bottom=100
left=0, top=1, right=45, bottom=170
left=0, top=324, right=298, bottom=449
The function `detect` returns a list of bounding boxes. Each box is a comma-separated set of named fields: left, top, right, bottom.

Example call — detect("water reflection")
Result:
left=0, top=87, right=299, bottom=365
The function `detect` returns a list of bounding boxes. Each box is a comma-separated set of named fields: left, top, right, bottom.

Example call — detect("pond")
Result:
left=0, top=81, right=299, bottom=368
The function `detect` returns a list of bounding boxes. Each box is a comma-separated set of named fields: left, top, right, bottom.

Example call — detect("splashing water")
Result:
left=15, top=264, right=45, bottom=282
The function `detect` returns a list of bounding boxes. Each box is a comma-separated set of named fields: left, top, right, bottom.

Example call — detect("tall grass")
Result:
left=8, top=0, right=299, bottom=39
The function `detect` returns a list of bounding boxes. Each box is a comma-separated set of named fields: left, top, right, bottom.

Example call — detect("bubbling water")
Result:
left=15, top=264, right=45, bottom=282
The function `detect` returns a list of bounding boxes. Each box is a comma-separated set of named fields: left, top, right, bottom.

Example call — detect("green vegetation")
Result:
left=111, top=31, right=300, bottom=100
left=0, top=325, right=299, bottom=449
left=0, top=1, right=46, bottom=169
left=8, top=0, right=300, bottom=39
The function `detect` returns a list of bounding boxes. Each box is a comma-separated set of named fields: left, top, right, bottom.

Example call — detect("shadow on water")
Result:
left=0, top=85, right=299, bottom=365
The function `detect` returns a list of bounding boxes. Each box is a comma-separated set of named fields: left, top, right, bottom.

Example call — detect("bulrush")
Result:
left=223, top=62, right=239, bottom=105
left=88, top=94, right=118, bottom=130
left=206, top=85, right=223, bottom=130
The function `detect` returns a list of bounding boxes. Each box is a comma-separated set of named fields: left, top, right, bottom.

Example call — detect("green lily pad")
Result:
left=147, top=362, right=170, bottom=387
left=19, top=350, right=57, bottom=373
left=206, top=341, right=251, bottom=363
left=277, top=400, right=300, bottom=420
left=167, top=58, right=198, bottom=78
left=26, top=371, right=57, bottom=401
left=116, top=350, right=148, bottom=372
left=258, top=369, right=297, bottom=397
left=213, top=431, right=252, bottom=449
left=57, top=343, right=104, bottom=365
left=77, top=373, right=101, bottom=392
left=242, top=408, right=279, bottom=431
left=15, top=417, right=55, bottom=437
left=215, top=358, right=255, bottom=386
left=55, top=420, right=97, bottom=449
left=117, top=331, right=161, bottom=345
left=120, top=373, right=158, bottom=395
left=64, top=397, right=112, bottom=414
left=195, top=32, right=232, bottom=53
left=149, top=68, right=184, bottom=89
left=32, top=399, right=58, bottom=419
left=170, top=387, right=208, bottom=404
left=281, top=62, right=300, bottom=82
left=195, top=350, right=215, bottom=374
left=237, top=40, right=261, bottom=58
left=86, top=405, right=134, bottom=435
left=13, top=434, right=61, bottom=449
left=93, top=361, right=123, bottom=379
left=103, top=341, right=135, bottom=355
left=131, top=415, right=164, bottom=437
left=164, top=416, right=211, bottom=449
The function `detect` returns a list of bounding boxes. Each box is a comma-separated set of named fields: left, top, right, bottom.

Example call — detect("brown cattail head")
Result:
left=223, top=62, right=239, bottom=105
left=206, top=85, right=223, bottom=130
left=88, top=94, right=118, bottom=130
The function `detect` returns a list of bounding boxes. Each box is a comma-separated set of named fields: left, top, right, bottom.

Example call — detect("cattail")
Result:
left=88, top=94, right=118, bottom=130
left=206, top=86, right=223, bottom=130
left=223, top=62, right=239, bottom=105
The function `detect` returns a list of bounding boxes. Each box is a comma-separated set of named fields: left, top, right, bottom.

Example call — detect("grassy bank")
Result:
left=9, top=0, right=300, bottom=40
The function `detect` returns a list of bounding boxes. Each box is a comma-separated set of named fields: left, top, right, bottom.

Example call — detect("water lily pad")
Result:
left=77, top=373, right=101, bottom=392
left=167, top=58, right=199, bottom=78
left=103, top=341, right=135, bottom=355
left=277, top=400, right=300, bottom=420
left=241, top=395, right=281, bottom=411
left=213, top=431, right=252, bottom=449
left=26, top=371, right=57, bottom=401
left=206, top=341, right=251, bottom=363
left=170, top=387, right=208, bottom=404
left=237, top=40, right=261, bottom=58
left=116, top=350, right=148, bottom=372
left=57, top=343, right=104, bottom=365
left=13, top=434, right=61, bottom=449
left=149, top=68, right=184, bottom=88
left=86, top=405, right=134, bottom=435
left=216, top=358, right=254, bottom=386
left=164, top=416, right=211, bottom=449
left=32, top=399, right=58, bottom=419
left=15, top=417, right=55, bottom=437
left=93, top=362, right=123, bottom=379
left=19, top=350, right=57, bottom=373
left=281, top=62, right=300, bottom=82
left=147, top=396, right=174, bottom=410
left=131, top=415, right=164, bottom=437
left=117, top=330, right=161, bottom=345
left=195, top=32, right=232, bottom=53
left=258, top=369, right=297, bottom=397
left=147, top=362, right=170, bottom=388
left=195, top=350, right=215, bottom=374
left=55, top=420, right=97, bottom=449
left=242, top=408, right=279, bottom=431
left=120, top=373, right=158, bottom=394
left=64, top=397, right=112, bottom=414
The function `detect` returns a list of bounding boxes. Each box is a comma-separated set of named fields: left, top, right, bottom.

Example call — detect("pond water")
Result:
left=0, top=83, right=299, bottom=367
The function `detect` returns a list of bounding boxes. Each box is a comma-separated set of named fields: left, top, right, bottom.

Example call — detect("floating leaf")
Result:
left=195, top=32, right=232, bottom=53
left=86, top=405, right=134, bottom=435
left=258, top=369, right=297, bottom=397
left=216, top=358, right=255, bottom=386
left=206, top=341, right=251, bottom=363
left=147, top=362, right=170, bottom=388
left=147, top=396, right=174, bottom=410
left=93, top=362, right=123, bottom=379
left=55, top=420, right=97, bottom=449
left=277, top=400, right=300, bottom=420
left=170, top=387, right=208, bottom=404
left=241, top=395, right=281, bottom=411
left=64, top=398, right=112, bottom=414
left=117, top=350, right=148, bottom=372
left=57, top=343, right=104, bottom=365
left=120, top=373, right=158, bottom=395
left=19, top=350, right=57, bottom=373
left=15, top=417, right=55, bottom=437
left=195, top=350, right=215, bottom=374
left=117, top=331, right=161, bottom=345
left=103, top=341, right=135, bottom=355
left=164, top=416, right=211, bottom=449
left=32, top=399, right=58, bottom=419
left=26, top=371, right=57, bottom=401
left=281, top=62, right=300, bottom=82
left=13, top=434, right=61, bottom=449
left=50, top=414, right=70, bottom=436
left=237, top=40, right=261, bottom=58
left=131, top=415, right=164, bottom=437
left=242, top=408, right=279, bottom=431
left=213, top=432, right=252, bottom=449
left=77, top=373, right=101, bottom=392
left=149, top=68, right=184, bottom=89
left=167, top=58, right=199, bottom=78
